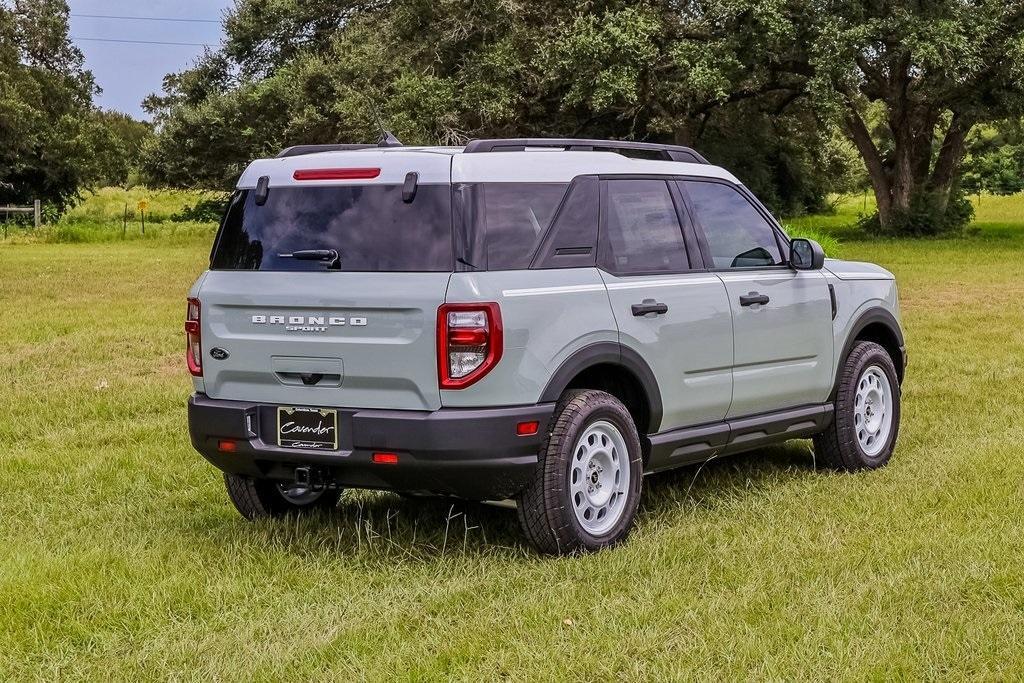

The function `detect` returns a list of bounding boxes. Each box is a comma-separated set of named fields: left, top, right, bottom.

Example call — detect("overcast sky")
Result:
left=69, top=0, right=234, bottom=119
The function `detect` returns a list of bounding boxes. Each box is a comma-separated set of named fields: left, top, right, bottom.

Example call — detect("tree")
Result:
left=712, top=0, right=1024, bottom=234
left=0, top=0, right=105, bottom=211
left=141, top=0, right=855, bottom=215
left=88, top=110, right=154, bottom=187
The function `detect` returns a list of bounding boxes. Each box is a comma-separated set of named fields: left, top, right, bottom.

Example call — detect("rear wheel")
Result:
left=814, top=341, right=901, bottom=470
left=224, top=473, right=342, bottom=519
left=517, top=390, right=643, bottom=554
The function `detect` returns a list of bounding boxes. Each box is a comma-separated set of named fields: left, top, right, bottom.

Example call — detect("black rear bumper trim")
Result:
left=188, top=394, right=555, bottom=500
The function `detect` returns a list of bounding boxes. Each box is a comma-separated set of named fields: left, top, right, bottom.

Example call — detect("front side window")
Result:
left=682, top=180, right=783, bottom=268
left=600, top=179, right=689, bottom=274
left=210, top=185, right=453, bottom=271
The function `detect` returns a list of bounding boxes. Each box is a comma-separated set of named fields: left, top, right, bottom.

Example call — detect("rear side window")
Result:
left=210, top=185, right=453, bottom=272
left=682, top=180, right=783, bottom=268
left=532, top=176, right=599, bottom=269
left=599, top=179, right=689, bottom=274
left=457, top=183, right=568, bottom=270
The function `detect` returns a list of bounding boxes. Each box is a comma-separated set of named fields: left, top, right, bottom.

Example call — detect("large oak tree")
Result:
left=722, top=0, right=1024, bottom=233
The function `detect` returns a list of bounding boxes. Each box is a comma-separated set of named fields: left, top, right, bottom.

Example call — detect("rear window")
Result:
left=210, top=185, right=453, bottom=271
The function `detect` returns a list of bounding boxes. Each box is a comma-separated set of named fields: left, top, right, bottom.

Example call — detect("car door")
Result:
left=679, top=179, right=834, bottom=419
left=598, top=177, right=733, bottom=432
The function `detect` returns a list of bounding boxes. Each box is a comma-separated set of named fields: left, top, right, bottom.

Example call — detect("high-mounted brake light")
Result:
left=186, top=297, right=202, bottom=377
left=437, top=303, right=503, bottom=389
left=293, top=168, right=381, bottom=181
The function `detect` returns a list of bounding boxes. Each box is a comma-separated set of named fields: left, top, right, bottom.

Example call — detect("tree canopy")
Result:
left=0, top=0, right=102, bottom=209
left=135, top=0, right=1024, bottom=232
left=141, top=0, right=857, bottom=215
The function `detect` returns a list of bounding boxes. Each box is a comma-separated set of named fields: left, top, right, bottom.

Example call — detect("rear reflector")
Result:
left=372, top=452, right=399, bottom=465
left=516, top=421, right=540, bottom=436
left=218, top=439, right=236, bottom=453
left=293, top=168, right=381, bottom=181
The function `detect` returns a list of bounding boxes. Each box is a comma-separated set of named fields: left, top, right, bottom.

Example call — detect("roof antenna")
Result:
left=359, top=91, right=403, bottom=147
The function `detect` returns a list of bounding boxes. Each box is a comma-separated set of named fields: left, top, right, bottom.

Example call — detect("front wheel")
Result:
left=517, top=389, right=643, bottom=554
left=224, top=473, right=342, bottom=519
left=814, top=341, right=901, bottom=470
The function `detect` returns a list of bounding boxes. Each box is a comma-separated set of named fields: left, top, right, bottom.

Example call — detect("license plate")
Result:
left=277, top=407, right=339, bottom=450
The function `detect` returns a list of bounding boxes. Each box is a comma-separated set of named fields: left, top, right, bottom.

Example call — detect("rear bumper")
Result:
left=187, top=394, right=555, bottom=500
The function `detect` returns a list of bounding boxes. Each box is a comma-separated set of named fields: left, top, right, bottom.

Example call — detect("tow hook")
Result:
left=293, top=466, right=326, bottom=491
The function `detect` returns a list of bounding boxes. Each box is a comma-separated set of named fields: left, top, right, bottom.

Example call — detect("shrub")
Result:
left=859, top=190, right=974, bottom=237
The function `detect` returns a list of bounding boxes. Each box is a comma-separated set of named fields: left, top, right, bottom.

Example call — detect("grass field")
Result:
left=2, top=194, right=1024, bottom=679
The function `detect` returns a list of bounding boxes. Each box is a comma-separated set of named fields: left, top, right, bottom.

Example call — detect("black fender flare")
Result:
left=832, top=307, right=906, bottom=399
left=539, top=342, right=664, bottom=433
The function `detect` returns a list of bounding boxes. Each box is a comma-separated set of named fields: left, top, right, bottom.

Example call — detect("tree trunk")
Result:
left=843, top=107, right=892, bottom=226
left=930, top=112, right=972, bottom=212
left=845, top=98, right=971, bottom=232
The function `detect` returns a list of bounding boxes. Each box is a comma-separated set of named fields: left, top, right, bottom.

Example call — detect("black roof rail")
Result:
left=462, top=138, right=709, bottom=164
left=276, top=144, right=376, bottom=158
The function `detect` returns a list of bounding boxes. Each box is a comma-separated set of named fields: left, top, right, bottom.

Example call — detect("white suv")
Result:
left=186, top=137, right=906, bottom=554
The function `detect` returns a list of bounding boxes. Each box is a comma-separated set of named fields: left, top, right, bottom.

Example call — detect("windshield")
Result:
left=210, top=185, right=453, bottom=272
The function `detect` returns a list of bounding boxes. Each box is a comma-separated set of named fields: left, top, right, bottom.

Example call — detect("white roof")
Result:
left=237, top=146, right=740, bottom=188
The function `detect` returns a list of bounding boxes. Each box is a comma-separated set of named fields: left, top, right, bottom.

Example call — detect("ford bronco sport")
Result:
left=187, top=137, right=906, bottom=554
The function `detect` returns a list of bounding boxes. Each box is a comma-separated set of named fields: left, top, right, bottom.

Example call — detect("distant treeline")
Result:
left=3, top=0, right=1024, bottom=235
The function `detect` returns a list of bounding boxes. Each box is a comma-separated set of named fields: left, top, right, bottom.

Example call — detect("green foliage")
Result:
left=858, top=190, right=975, bottom=238
left=0, top=187, right=222, bottom=243
left=0, top=0, right=97, bottom=211
left=86, top=110, right=154, bottom=188
left=140, top=0, right=855, bottom=213
left=963, top=120, right=1024, bottom=196
left=782, top=226, right=841, bottom=260
left=0, top=1, right=154, bottom=211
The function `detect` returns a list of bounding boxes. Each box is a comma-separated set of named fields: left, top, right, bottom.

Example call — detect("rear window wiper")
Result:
left=278, top=249, right=342, bottom=269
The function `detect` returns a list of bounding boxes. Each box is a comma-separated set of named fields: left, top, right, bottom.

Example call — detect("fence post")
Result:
left=33, top=200, right=41, bottom=229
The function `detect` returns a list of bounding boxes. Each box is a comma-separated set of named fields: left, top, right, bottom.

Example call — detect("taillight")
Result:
left=186, top=297, right=202, bottom=377
left=437, top=303, right=503, bottom=389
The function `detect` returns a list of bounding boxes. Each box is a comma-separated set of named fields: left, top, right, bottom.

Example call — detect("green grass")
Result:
left=3, top=197, right=1024, bottom=679
left=1, top=187, right=220, bottom=244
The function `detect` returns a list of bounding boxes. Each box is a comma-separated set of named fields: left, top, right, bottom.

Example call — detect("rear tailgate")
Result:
left=198, top=271, right=449, bottom=410
left=196, top=150, right=453, bottom=411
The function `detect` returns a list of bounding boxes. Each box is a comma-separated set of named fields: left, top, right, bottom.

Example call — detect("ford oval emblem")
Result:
left=210, top=347, right=229, bottom=360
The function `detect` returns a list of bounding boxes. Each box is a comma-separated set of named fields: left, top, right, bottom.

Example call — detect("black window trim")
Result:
left=527, top=175, right=600, bottom=270
left=676, top=176, right=793, bottom=273
left=594, top=174, right=706, bottom=278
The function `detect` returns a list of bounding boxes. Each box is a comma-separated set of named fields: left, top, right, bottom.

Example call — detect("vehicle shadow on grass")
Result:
left=206, top=441, right=818, bottom=560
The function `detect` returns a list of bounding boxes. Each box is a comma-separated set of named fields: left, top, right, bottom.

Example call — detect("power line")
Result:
left=71, top=13, right=221, bottom=24
left=72, top=36, right=216, bottom=47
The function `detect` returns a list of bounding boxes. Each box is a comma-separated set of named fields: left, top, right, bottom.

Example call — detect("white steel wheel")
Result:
left=853, top=365, right=893, bottom=457
left=569, top=420, right=631, bottom=536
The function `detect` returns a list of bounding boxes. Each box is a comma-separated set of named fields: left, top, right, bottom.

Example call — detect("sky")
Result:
left=69, top=0, right=234, bottom=119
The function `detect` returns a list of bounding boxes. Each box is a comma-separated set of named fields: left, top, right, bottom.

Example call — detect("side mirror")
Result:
left=790, top=238, right=825, bottom=270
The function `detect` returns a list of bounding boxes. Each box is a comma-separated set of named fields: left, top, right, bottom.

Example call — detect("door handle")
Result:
left=632, top=301, right=669, bottom=316
left=739, top=292, right=770, bottom=307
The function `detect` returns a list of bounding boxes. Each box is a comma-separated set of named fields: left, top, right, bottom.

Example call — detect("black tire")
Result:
left=224, top=473, right=342, bottom=519
left=517, top=389, right=643, bottom=555
left=814, top=341, right=901, bottom=471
